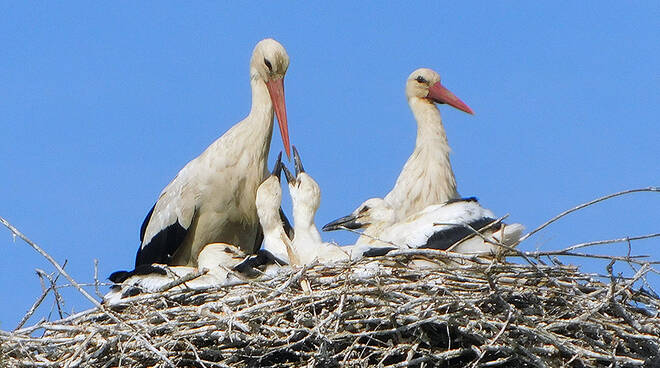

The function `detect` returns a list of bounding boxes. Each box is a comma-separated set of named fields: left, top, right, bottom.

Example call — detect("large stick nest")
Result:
left=1, top=250, right=659, bottom=368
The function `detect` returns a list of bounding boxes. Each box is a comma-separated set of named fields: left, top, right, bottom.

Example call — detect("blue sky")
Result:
left=1, top=3, right=658, bottom=329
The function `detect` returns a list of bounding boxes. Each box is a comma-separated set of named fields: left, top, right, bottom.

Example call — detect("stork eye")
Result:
left=359, top=206, right=370, bottom=213
left=415, top=76, right=427, bottom=84
left=264, top=58, right=273, bottom=71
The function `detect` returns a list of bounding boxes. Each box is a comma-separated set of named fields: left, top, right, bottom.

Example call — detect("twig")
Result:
left=36, top=268, right=65, bottom=320
left=93, top=259, right=102, bottom=298
left=0, top=216, right=176, bottom=368
left=157, top=268, right=208, bottom=292
left=518, top=187, right=660, bottom=243
left=557, top=232, right=660, bottom=253
left=15, top=263, right=66, bottom=331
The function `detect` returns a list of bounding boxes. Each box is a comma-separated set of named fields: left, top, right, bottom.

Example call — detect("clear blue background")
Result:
left=1, top=3, right=658, bottom=329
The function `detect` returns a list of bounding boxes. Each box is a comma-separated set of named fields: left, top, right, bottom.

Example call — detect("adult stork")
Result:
left=135, top=38, right=292, bottom=267
left=384, top=68, right=474, bottom=220
left=323, top=67, right=473, bottom=235
left=323, top=197, right=524, bottom=259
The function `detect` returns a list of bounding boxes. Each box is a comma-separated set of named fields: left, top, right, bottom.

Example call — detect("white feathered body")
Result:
left=384, top=89, right=460, bottom=220
left=141, top=81, right=274, bottom=266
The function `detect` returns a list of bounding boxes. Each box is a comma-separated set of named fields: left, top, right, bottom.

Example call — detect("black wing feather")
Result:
left=139, top=203, right=156, bottom=242
left=233, top=249, right=285, bottom=277
left=444, top=196, right=478, bottom=205
left=135, top=202, right=190, bottom=267
left=362, top=247, right=398, bottom=258
left=424, top=217, right=501, bottom=250
left=108, top=264, right=168, bottom=283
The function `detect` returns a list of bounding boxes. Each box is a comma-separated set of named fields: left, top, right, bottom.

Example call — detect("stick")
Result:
left=519, top=187, right=660, bottom=243
left=1, top=216, right=176, bottom=367
left=15, top=264, right=66, bottom=331
left=557, top=232, right=660, bottom=253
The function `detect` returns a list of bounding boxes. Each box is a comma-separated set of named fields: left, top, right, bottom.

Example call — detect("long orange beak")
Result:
left=427, top=82, right=474, bottom=115
left=265, top=77, right=291, bottom=160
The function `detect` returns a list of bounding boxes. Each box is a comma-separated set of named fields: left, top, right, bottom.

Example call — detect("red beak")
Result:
left=427, top=82, right=474, bottom=115
left=265, top=77, right=291, bottom=160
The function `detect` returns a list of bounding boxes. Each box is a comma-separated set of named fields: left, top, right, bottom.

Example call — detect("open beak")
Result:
left=292, top=145, right=305, bottom=176
left=265, top=77, right=291, bottom=160
left=282, top=164, right=295, bottom=185
left=322, top=213, right=365, bottom=232
left=271, top=152, right=283, bottom=179
left=427, top=82, right=474, bottom=115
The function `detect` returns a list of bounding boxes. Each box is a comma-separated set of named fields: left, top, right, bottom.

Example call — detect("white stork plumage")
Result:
left=322, top=197, right=524, bottom=259
left=135, top=38, right=293, bottom=268
left=384, top=68, right=474, bottom=220
left=232, top=153, right=298, bottom=276
left=238, top=146, right=350, bottom=271
left=283, top=147, right=350, bottom=264
left=105, top=243, right=245, bottom=305
left=323, top=67, right=476, bottom=238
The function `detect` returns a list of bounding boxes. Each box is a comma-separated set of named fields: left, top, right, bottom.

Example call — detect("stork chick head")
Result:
left=250, top=38, right=291, bottom=158
left=322, top=198, right=396, bottom=232
left=256, top=152, right=284, bottom=233
left=197, top=243, right=245, bottom=276
left=406, top=68, right=474, bottom=115
left=283, top=146, right=321, bottom=225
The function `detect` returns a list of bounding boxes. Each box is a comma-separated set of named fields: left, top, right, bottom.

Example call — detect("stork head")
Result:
left=322, top=198, right=396, bottom=232
left=197, top=243, right=245, bottom=276
left=256, top=152, right=284, bottom=232
left=251, top=38, right=291, bottom=159
left=406, top=68, right=473, bottom=115
left=283, top=146, right=321, bottom=224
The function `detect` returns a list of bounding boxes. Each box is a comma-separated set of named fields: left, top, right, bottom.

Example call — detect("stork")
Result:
left=283, top=147, right=350, bottom=264
left=323, top=67, right=474, bottom=238
left=384, top=68, right=474, bottom=220
left=322, top=197, right=524, bottom=259
left=135, top=38, right=293, bottom=267
left=237, top=147, right=349, bottom=273
left=234, top=153, right=298, bottom=272
left=104, top=243, right=245, bottom=305
left=232, top=153, right=299, bottom=276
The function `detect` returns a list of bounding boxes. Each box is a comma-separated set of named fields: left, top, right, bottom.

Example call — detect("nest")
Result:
left=1, top=249, right=659, bottom=368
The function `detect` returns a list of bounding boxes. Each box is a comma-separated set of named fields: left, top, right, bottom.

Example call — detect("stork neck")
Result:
left=409, top=98, right=449, bottom=148
left=263, top=227, right=291, bottom=263
left=390, top=97, right=459, bottom=207
left=246, top=72, right=275, bottom=145
left=293, top=209, right=322, bottom=242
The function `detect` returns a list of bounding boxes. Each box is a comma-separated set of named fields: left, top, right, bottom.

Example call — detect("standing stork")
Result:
left=135, top=38, right=292, bottom=267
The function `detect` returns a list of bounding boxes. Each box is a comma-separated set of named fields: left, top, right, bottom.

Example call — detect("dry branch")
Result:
left=2, top=187, right=660, bottom=367
left=1, top=253, right=658, bottom=367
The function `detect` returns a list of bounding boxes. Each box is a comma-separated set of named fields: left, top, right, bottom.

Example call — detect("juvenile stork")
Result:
left=232, top=154, right=299, bottom=276
left=240, top=153, right=302, bottom=268
left=283, top=147, right=350, bottom=264
left=323, top=197, right=524, bottom=259
left=135, top=38, right=292, bottom=267
left=105, top=243, right=245, bottom=305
